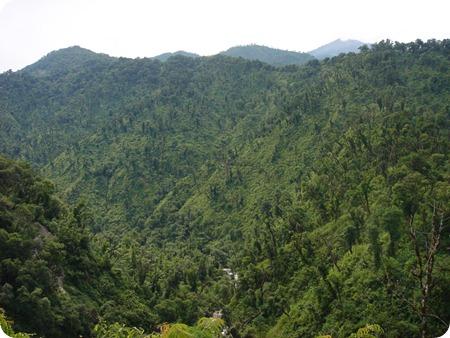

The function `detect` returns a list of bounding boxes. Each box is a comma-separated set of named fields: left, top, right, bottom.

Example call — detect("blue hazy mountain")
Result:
left=220, top=44, right=315, bottom=66
left=309, top=39, right=367, bottom=59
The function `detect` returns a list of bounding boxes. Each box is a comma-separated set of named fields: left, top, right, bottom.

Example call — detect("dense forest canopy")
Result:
left=0, top=39, right=449, bottom=338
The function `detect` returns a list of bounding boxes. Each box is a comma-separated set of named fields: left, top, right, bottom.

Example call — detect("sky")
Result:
left=0, top=0, right=449, bottom=72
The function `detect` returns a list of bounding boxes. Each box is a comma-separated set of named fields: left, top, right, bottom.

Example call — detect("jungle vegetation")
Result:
left=0, top=39, right=449, bottom=337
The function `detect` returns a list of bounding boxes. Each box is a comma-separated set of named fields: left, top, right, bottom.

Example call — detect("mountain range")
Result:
left=4, top=39, right=368, bottom=74
left=149, top=39, right=367, bottom=66
left=0, top=39, right=448, bottom=338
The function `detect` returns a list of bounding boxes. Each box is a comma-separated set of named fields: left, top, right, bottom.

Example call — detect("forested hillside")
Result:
left=220, top=45, right=314, bottom=66
left=0, top=155, right=113, bottom=337
left=0, top=39, right=449, bottom=338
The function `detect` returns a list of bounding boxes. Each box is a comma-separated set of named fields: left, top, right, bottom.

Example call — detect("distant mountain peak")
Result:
left=153, top=50, right=200, bottom=61
left=29, top=45, right=105, bottom=62
left=57, top=45, right=92, bottom=52
left=309, top=39, right=368, bottom=59
left=22, top=46, right=113, bottom=76
left=220, top=45, right=314, bottom=66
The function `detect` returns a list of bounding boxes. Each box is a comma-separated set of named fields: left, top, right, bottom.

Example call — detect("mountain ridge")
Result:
left=0, top=39, right=449, bottom=338
left=17, top=38, right=369, bottom=73
left=220, top=44, right=315, bottom=66
left=153, top=50, right=200, bottom=61
left=308, top=38, right=367, bottom=59
left=21, top=45, right=115, bottom=77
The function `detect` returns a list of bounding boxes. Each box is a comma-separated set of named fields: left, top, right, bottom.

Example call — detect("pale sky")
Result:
left=0, top=0, right=449, bottom=72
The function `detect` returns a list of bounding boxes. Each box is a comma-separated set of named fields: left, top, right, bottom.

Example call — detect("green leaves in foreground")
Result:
left=0, top=39, right=449, bottom=338
left=349, top=324, right=384, bottom=338
left=0, top=309, right=32, bottom=338
left=317, top=324, right=384, bottom=338
left=94, top=317, right=225, bottom=338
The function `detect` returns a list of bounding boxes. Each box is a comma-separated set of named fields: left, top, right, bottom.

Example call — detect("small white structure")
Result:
left=222, top=268, right=239, bottom=286
left=222, top=268, right=233, bottom=277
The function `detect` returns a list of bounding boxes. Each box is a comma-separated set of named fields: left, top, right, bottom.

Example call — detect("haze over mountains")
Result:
left=6, top=38, right=368, bottom=73
left=308, top=39, right=366, bottom=59
left=152, top=39, right=367, bottom=66
left=0, top=39, right=449, bottom=338
left=219, top=45, right=314, bottom=66
left=153, top=51, right=200, bottom=62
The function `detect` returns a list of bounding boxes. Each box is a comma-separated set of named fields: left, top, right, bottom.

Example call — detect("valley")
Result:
left=0, top=39, right=449, bottom=338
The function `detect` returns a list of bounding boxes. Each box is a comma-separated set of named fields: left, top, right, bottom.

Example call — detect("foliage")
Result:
left=94, top=317, right=224, bottom=338
left=348, top=324, right=384, bottom=338
left=317, top=323, right=384, bottom=338
left=0, top=39, right=449, bottom=337
left=93, top=320, right=153, bottom=338
left=0, top=308, right=32, bottom=337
